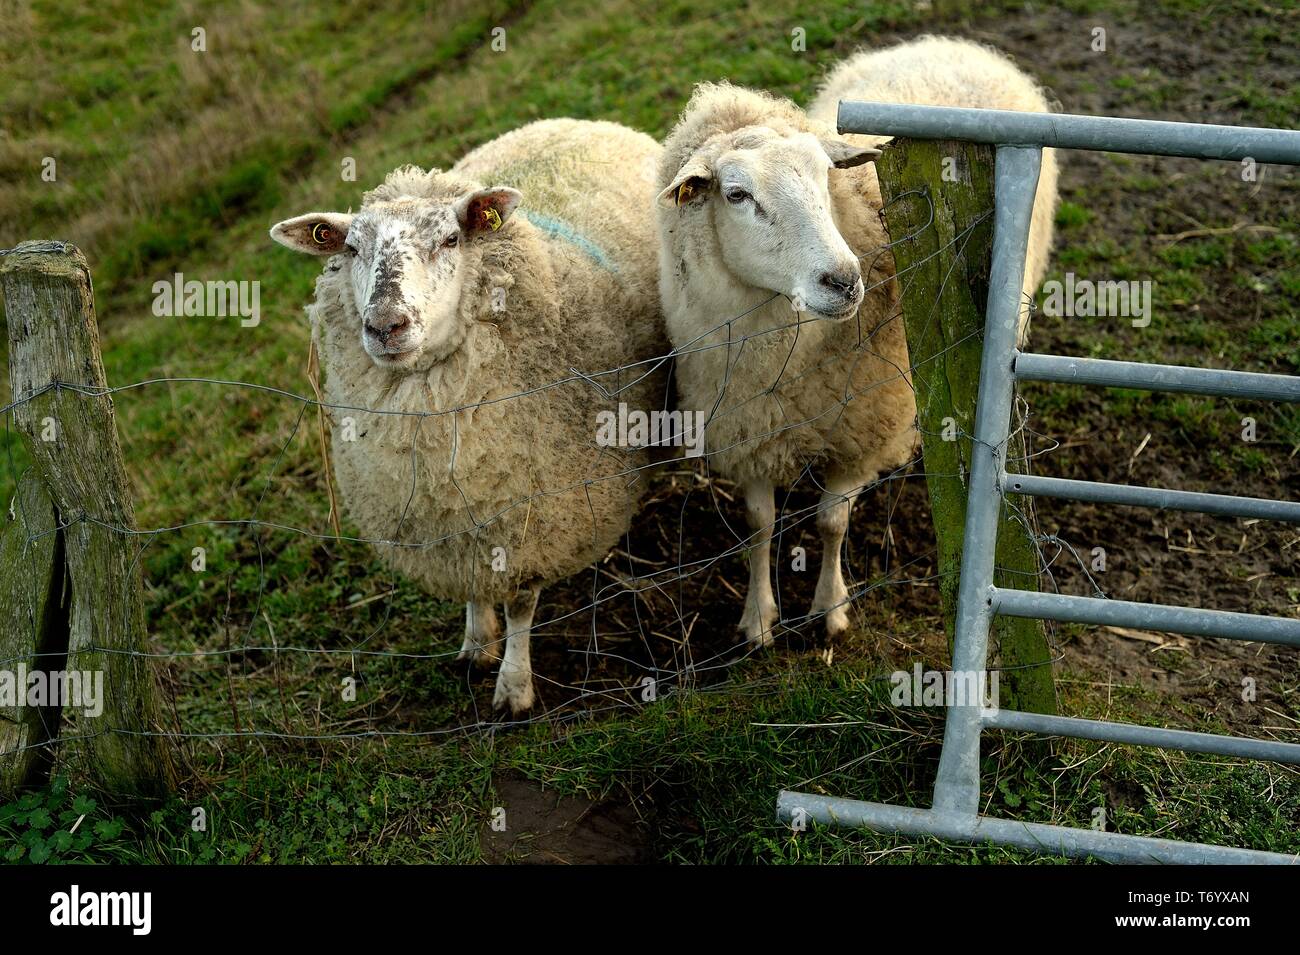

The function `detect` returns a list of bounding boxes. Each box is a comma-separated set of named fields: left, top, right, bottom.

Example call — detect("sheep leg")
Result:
left=493, top=587, right=540, bottom=715
left=739, top=480, right=779, bottom=647
left=811, top=473, right=865, bottom=637
left=458, top=601, right=501, bottom=666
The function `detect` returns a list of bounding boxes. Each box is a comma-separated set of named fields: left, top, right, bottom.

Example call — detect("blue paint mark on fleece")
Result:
left=521, top=211, right=617, bottom=273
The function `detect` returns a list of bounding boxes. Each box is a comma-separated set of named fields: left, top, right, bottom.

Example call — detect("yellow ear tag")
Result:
left=311, top=222, right=333, bottom=245
left=482, top=207, right=502, bottom=231
left=676, top=181, right=696, bottom=205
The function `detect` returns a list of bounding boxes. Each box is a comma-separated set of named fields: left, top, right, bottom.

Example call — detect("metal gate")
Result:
left=777, top=102, right=1300, bottom=864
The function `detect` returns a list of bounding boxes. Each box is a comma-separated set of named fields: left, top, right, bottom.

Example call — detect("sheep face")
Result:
left=271, top=187, right=522, bottom=370
left=659, top=127, right=878, bottom=320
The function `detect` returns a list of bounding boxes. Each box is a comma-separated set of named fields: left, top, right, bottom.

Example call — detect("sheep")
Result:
left=271, top=118, right=669, bottom=715
left=656, top=37, right=1058, bottom=645
left=810, top=35, right=1060, bottom=330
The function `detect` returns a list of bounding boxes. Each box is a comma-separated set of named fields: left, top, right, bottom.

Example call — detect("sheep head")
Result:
left=271, top=186, right=521, bottom=370
left=658, top=125, right=876, bottom=321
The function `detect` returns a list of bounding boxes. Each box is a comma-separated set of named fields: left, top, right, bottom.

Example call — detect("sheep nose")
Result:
left=819, top=269, right=862, bottom=301
left=364, top=311, right=412, bottom=344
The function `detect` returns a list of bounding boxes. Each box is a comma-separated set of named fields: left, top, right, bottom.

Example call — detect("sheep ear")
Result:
left=270, top=213, right=354, bottom=255
left=657, top=157, right=713, bottom=207
left=457, top=187, right=522, bottom=236
left=820, top=138, right=881, bottom=169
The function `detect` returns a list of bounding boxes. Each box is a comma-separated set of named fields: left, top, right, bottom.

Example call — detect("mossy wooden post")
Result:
left=1, top=241, right=174, bottom=797
left=876, top=142, right=1056, bottom=714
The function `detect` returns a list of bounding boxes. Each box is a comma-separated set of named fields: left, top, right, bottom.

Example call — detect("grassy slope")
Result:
left=0, top=0, right=1296, bottom=863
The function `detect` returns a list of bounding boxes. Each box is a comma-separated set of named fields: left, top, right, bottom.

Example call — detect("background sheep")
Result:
left=657, top=37, right=1059, bottom=645
left=272, top=119, right=668, bottom=714
left=810, top=35, right=1060, bottom=331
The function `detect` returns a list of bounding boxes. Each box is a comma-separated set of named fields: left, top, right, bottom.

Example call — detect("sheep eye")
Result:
left=442, top=233, right=460, bottom=249
left=724, top=188, right=751, bottom=204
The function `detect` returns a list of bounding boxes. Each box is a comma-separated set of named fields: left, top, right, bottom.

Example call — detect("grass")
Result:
left=6, top=656, right=1296, bottom=863
left=1, top=0, right=1297, bottom=863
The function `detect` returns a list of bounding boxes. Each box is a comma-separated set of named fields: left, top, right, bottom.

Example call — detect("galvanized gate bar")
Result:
left=929, top=143, right=1043, bottom=818
left=837, top=101, right=1300, bottom=162
left=775, top=791, right=1300, bottom=864
left=986, top=709, right=1300, bottom=764
left=994, top=588, right=1300, bottom=646
left=780, top=101, right=1300, bottom=865
left=1015, top=351, right=1300, bottom=401
left=1003, top=472, right=1300, bottom=523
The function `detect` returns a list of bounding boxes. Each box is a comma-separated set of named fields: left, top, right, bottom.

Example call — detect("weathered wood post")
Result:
left=876, top=142, right=1056, bottom=714
left=0, top=473, right=62, bottom=791
left=1, top=241, right=175, bottom=797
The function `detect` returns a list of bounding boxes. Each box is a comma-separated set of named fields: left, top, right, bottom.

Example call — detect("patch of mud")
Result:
left=480, top=774, right=650, bottom=864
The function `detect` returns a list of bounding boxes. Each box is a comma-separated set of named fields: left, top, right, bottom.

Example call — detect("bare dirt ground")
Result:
left=481, top=774, right=650, bottom=863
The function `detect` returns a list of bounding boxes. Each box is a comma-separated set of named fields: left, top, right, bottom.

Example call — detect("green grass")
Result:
left=1, top=0, right=1297, bottom=863
left=6, top=655, right=1296, bottom=864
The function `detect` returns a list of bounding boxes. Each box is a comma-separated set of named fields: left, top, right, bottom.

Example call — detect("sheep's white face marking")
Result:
left=343, top=201, right=465, bottom=368
left=270, top=186, right=521, bottom=371
left=661, top=128, right=876, bottom=320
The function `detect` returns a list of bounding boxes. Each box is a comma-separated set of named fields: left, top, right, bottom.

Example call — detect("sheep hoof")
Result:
left=739, top=608, right=778, bottom=648
left=456, top=646, right=500, bottom=668
left=493, top=673, right=536, bottom=716
left=822, top=605, right=851, bottom=638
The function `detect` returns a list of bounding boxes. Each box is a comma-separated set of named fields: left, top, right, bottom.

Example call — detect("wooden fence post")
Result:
left=0, top=473, right=62, bottom=792
left=1, top=240, right=174, bottom=797
left=876, top=142, right=1057, bottom=715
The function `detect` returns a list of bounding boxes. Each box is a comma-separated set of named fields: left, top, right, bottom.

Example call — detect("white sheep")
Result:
left=810, top=35, right=1060, bottom=327
left=271, top=119, right=668, bottom=714
left=656, top=37, right=1058, bottom=645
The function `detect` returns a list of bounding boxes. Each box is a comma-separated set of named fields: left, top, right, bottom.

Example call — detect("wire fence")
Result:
left=0, top=185, right=1284, bottom=781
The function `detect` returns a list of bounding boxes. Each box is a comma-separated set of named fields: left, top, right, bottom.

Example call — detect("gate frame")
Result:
left=777, top=103, right=1300, bottom=865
